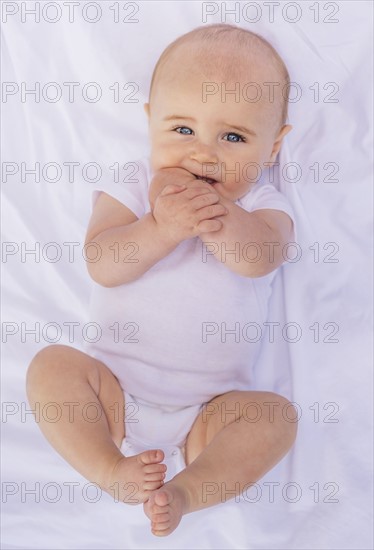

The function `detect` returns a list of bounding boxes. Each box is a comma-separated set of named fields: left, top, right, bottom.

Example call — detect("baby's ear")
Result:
left=268, top=124, right=293, bottom=164
left=143, top=103, right=150, bottom=119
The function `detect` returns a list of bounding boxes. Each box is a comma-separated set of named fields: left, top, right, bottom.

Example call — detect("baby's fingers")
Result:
left=190, top=190, right=220, bottom=209
left=196, top=203, right=228, bottom=221
left=159, top=184, right=186, bottom=196
left=196, top=218, right=223, bottom=233
left=184, top=187, right=218, bottom=200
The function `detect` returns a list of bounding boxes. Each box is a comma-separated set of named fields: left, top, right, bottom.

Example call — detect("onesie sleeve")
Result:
left=237, top=182, right=297, bottom=242
left=90, top=157, right=151, bottom=219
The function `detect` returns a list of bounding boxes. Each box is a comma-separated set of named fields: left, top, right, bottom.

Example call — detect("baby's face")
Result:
left=145, top=47, right=291, bottom=201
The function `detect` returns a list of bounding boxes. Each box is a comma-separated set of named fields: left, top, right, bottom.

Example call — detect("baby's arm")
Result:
left=149, top=169, right=293, bottom=278
left=85, top=182, right=226, bottom=287
left=199, top=194, right=294, bottom=277
left=85, top=192, right=179, bottom=287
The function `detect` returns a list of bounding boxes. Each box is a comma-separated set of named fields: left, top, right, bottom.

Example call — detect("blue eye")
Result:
left=224, top=132, right=245, bottom=143
left=174, top=126, right=193, bottom=135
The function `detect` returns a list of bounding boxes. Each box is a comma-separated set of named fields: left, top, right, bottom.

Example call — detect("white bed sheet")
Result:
left=1, top=1, right=373, bottom=548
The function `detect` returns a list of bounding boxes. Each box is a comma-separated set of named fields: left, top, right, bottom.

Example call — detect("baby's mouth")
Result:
left=194, top=174, right=218, bottom=184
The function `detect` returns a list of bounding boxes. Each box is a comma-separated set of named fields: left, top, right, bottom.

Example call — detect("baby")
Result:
left=27, top=24, right=298, bottom=537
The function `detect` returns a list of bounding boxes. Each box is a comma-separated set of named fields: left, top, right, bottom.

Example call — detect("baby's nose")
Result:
left=189, top=142, right=218, bottom=164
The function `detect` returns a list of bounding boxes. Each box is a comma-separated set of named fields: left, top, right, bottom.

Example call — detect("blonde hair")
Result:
left=149, top=23, right=291, bottom=130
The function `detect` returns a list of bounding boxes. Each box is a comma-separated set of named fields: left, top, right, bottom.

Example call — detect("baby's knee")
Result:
left=26, top=344, right=80, bottom=388
left=28, top=344, right=67, bottom=371
left=264, top=392, right=298, bottom=445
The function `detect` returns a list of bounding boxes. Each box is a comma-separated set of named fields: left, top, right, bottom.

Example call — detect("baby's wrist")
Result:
left=149, top=213, right=182, bottom=250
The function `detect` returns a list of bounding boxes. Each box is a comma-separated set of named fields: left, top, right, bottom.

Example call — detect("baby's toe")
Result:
left=152, top=512, right=170, bottom=524
left=145, top=471, right=166, bottom=482
left=152, top=522, right=173, bottom=537
left=154, top=489, right=172, bottom=507
left=150, top=503, right=167, bottom=514
left=144, top=480, right=164, bottom=491
left=144, top=463, right=167, bottom=475
left=138, top=449, right=165, bottom=465
left=152, top=521, right=171, bottom=533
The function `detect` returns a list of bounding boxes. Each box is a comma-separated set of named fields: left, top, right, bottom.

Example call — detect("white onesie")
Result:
left=83, top=158, right=296, bottom=410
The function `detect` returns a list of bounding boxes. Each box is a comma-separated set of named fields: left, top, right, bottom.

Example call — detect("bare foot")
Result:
left=143, top=482, right=191, bottom=537
left=104, top=449, right=167, bottom=505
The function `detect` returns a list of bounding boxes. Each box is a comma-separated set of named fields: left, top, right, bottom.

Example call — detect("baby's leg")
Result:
left=144, top=390, right=297, bottom=536
left=26, top=344, right=166, bottom=504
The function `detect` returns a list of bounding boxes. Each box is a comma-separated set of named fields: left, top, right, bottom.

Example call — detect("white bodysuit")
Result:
left=83, top=157, right=296, bottom=466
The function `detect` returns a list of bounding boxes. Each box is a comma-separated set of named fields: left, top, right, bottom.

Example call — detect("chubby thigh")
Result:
left=184, top=390, right=296, bottom=466
left=28, top=344, right=127, bottom=448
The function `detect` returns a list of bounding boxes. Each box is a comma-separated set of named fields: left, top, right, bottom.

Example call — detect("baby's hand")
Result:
left=152, top=179, right=228, bottom=245
left=149, top=167, right=196, bottom=210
